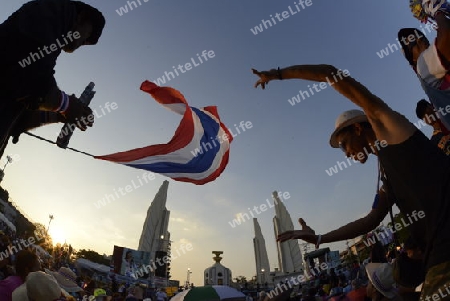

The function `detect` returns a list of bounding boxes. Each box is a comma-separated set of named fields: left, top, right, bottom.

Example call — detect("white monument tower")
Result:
left=253, top=218, right=271, bottom=285
left=138, top=180, right=171, bottom=263
left=272, top=191, right=303, bottom=274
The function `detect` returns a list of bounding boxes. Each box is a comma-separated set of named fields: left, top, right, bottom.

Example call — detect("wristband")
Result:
left=315, top=234, right=322, bottom=249
left=54, top=91, right=70, bottom=113
left=277, top=67, right=283, bottom=80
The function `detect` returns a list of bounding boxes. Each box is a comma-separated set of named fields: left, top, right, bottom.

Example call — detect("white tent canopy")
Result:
left=75, top=258, right=110, bottom=274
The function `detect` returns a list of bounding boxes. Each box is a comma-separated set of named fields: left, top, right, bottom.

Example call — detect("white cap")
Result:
left=329, top=109, right=368, bottom=148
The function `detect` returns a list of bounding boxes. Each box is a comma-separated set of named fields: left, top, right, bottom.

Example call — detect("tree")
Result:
left=234, top=276, right=247, bottom=284
left=74, top=249, right=110, bottom=266
left=13, top=214, right=34, bottom=237
left=0, top=185, right=8, bottom=201
left=33, top=223, right=53, bottom=253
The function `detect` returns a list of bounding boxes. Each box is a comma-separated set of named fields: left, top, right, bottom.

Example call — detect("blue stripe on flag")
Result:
left=126, top=108, right=222, bottom=174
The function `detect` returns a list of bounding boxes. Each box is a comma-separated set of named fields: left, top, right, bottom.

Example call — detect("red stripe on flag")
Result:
left=203, top=106, right=234, bottom=144
left=94, top=108, right=195, bottom=161
left=140, top=81, right=188, bottom=105
left=94, top=82, right=197, bottom=162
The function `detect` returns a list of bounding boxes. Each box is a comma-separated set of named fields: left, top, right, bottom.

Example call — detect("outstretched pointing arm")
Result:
left=277, top=189, right=391, bottom=245
left=252, top=64, right=417, bottom=145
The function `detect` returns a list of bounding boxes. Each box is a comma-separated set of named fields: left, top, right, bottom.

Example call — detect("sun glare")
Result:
left=49, top=227, right=65, bottom=245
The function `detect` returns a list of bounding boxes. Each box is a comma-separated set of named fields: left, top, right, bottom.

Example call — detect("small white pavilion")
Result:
left=204, top=251, right=232, bottom=286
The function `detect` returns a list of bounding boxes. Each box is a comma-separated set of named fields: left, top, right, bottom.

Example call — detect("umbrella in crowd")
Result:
left=171, top=285, right=246, bottom=301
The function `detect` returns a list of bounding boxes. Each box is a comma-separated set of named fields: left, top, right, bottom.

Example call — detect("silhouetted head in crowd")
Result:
left=15, top=250, right=41, bottom=281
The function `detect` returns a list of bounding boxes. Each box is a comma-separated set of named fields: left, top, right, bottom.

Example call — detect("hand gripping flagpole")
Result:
left=56, top=82, right=95, bottom=149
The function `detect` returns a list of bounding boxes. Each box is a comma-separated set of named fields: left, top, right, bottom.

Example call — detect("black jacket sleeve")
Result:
left=0, top=0, right=77, bottom=100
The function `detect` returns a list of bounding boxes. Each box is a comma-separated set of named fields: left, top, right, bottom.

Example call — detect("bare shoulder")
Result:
left=335, top=73, right=417, bottom=145
left=365, top=104, right=417, bottom=146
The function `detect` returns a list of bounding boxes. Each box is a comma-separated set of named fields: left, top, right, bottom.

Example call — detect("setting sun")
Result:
left=49, top=227, right=65, bottom=245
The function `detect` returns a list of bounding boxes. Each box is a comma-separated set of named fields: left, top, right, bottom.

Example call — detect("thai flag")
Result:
left=94, top=81, right=233, bottom=185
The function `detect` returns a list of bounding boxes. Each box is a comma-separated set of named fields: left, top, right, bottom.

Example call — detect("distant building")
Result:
left=272, top=191, right=303, bottom=274
left=137, top=180, right=171, bottom=284
left=204, top=251, right=232, bottom=286
left=253, top=218, right=271, bottom=285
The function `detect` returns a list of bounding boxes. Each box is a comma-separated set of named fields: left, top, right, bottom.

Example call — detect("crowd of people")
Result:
left=0, top=208, right=172, bottom=299
left=243, top=239, right=423, bottom=301
left=0, top=242, right=172, bottom=301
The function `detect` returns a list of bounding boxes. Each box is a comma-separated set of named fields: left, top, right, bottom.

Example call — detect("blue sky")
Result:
left=0, top=0, right=435, bottom=285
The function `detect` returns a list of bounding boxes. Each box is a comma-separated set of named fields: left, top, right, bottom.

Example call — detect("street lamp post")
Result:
left=47, top=215, right=54, bottom=233
left=160, top=235, right=165, bottom=288
left=158, top=235, right=173, bottom=288
left=148, top=259, right=156, bottom=288
left=186, top=268, right=192, bottom=288
left=0, top=156, right=12, bottom=183
left=261, top=268, right=265, bottom=286
left=3, top=156, right=12, bottom=171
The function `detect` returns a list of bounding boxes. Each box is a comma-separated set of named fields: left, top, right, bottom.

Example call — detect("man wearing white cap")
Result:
left=47, top=267, right=83, bottom=294
left=12, top=271, right=66, bottom=301
left=252, top=64, right=450, bottom=301
left=365, top=263, right=401, bottom=301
